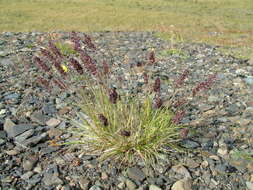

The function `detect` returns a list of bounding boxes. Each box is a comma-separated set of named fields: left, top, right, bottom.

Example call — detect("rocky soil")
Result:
left=0, top=31, right=253, bottom=190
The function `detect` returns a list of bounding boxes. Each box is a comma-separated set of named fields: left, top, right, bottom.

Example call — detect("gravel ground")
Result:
left=0, top=31, right=253, bottom=190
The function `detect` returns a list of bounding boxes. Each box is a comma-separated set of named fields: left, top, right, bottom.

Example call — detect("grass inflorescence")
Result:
left=33, top=32, right=217, bottom=165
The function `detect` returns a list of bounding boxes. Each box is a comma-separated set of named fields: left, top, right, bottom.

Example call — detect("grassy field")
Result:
left=0, top=0, right=253, bottom=58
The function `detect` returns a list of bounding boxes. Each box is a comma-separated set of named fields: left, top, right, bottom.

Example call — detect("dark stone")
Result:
left=181, top=139, right=200, bottom=149
left=127, top=167, right=146, bottom=182
left=4, top=93, right=20, bottom=100
left=5, top=123, right=34, bottom=138
left=0, top=130, right=7, bottom=139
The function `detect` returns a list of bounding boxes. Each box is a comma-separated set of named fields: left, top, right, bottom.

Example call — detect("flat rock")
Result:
left=125, top=179, right=137, bottom=190
left=246, top=182, right=253, bottom=190
left=4, top=119, right=34, bottom=138
left=23, top=155, right=38, bottom=171
left=149, top=184, right=162, bottom=190
left=22, top=132, right=48, bottom=147
left=79, top=177, right=91, bottom=190
left=171, top=179, right=192, bottom=190
left=14, top=129, right=34, bottom=143
left=171, top=165, right=192, bottom=179
left=127, top=167, right=146, bottom=182
left=21, top=171, right=34, bottom=180
left=42, top=173, right=63, bottom=186
left=89, top=185, right=102, bottom=190
left=30, top=111, right=50, bottom=125
left=46, top=118, right=61, bottom=127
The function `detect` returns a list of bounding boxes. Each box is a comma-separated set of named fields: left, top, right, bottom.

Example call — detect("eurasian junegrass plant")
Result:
left=33, top=32, right=217, bottom=165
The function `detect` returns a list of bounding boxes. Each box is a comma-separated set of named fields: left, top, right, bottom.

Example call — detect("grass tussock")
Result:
left=32, top=32, right=217, bottom=165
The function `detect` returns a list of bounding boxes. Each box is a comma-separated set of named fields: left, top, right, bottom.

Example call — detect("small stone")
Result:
left=54, top=156, right=66, bottom=165
left=125, top=179, right=137, bottom=190
left=0, top=130, right=7, bottom=139
left=149, top=184, right=162, bottom=190
left=89, top=185, right=102, bottom=190
left=200, top=161, right=209, bottom=168
left=5, top=149, right=20, bottom=156
left=217, top=146, right=228, bottom=156
left=247, top=163, right=253, bottom=172
left=46, top=118, right=61, bottom=127
left=181, top=140, right=200, bottom=149
left=1, top=176, right=13, bottom=183
left=211, top=178, right=219, bottom=186
left=0, top=138, right=5, bottom=145
left=23, top=155, right=38, bottom=171
left=0, top=109, right=6, bottom=115
left=117, top=182, right=125, bottom=189
left=243, top=107, right=253, bottom=119
left=42, top=173, right=63, bottom=186
left=246, top=182, right=253, bottom=190
left=33, top=164, right=42, bottom=173
left=58, top=107, right=71, bottom=115
left=30, top=111, right=50, bottom=125
left=185, top=159, right=200, bottom=169
left=209, top=155, right=220, bottom=161
left=127, top=167, right=146, bottom=182
left=244, top=76, right=253, bottom=85
left=79, top=177, right=91, bottom=190
left=3, top=118, right=15, bottom=132
left=101, top=172, right=108, bottom=180
left=4, top=93, right=20, bottom=100
left=171, top=165, right=192, bottom=179
left=47, top=128, right=63, bottom=138
left=215, top=164, right=227, bottom=173
left=250, top=174, right=253, bottom=182
left=171, top=179, right=192, bottom=190
left=21, top=171, right=34, bottom=180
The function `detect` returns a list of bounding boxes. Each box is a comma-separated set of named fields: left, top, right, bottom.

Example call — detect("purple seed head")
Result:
left=83, top=34, right=96, bottom=50
left=37, top=76, right=50, bottom=89
left=98, top=114, right=108, bottom=126
left=148, top=51, right=155, bottom=65
left=109, top=88, right=118, bottom=104
left=120, top=130, right=131, bottom=137
left=175, top=69, right=189, bottom=87
left=173, top=98, right=187, bottom=108
left=102, top=60, right=109, bottom=75
left=172, top=110, right=185, bottom=124
left=52, top=79, right=67, bottom=90
left=69, top=58, right=83, bottom=75
left=180, top=128, right=189, bottom=139
left=80, top=52, right=97, bottom=75
left=153, top=77, right=161, bottom=93
left=143, top=73, right=149, bottom=84
left=33, top=56, right=50, bottom=72
left=153, top=95, right=163, bottom=109
left=70, top=31, right=82, bottom=51
left=40, top=49, right=55, bottom=62
left=192, top=74, right=217, bottom=96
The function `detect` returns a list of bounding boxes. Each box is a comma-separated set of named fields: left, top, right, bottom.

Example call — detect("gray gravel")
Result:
left=0, top=31, right=253, bottom=190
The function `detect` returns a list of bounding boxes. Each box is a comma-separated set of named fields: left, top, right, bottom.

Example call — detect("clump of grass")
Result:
left=32, top=32, right=217, bottom=165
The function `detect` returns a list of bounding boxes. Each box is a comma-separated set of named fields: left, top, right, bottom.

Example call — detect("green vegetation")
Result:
left=67, top=86, right=183, bottom=165
left=55, top=41, right=77, bottom=56
left=230, top=149, right=253, bottom=161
